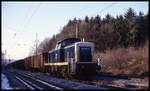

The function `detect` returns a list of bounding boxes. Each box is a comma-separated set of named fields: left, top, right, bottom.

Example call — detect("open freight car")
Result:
left=8, top=59, right=25, bottom=70
left=24, top=53, right=48, bottom=72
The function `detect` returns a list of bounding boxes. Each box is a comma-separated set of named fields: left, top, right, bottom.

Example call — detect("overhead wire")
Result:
left=98, top=2, right=117, bottom=14
left=2, top=2, right=42, bottom=56
left=22, top=2, right=42, bottom=32
left=70, top=2, right=117, bottom=21
left=15, top=2, right=42, bottom=47
left=7, top=3, right=34, bottom=48
left=21, top=2, right=34, bottom=32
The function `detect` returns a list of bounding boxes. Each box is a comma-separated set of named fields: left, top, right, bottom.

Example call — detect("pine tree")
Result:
left=105, top=14, right=112, bottom=23
left=135, top=11, right=148, bottom=46
left=124, top=8, right=136, bottom=47
left=85, top=16, right=89, bottom=23
left=94, top=15, right=101, bottom=25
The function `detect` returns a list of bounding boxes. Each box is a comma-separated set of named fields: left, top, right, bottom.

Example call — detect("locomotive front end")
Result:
left=75, top=42, right=97, bottom=75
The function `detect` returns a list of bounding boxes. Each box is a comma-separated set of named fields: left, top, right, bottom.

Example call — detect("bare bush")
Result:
left=95, top=40, right=149, bottom=75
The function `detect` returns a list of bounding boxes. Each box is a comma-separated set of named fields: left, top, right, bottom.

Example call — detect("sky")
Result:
left=2, top=1, right=149, bottom=61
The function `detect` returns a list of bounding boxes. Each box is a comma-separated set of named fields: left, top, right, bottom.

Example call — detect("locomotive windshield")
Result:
left=79, top=47, right=92, bottom=62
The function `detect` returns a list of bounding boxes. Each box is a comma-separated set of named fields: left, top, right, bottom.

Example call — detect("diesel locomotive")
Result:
left=44, top=38, right=97, bottom=75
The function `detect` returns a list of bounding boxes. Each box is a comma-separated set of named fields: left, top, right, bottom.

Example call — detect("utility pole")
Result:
left=36, top=33, right=38, bottom=55
left=4, top=50, right=7, bottom=66
left=35, top=33, right=39, bottom=67
left=76, top=20, right=79, bottom=38
left=33, top=33, right=38, bottom=68
left=8, top=55, right=11, bottom=64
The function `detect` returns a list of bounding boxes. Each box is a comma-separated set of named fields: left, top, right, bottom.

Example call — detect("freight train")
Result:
left=8, top=38, right=100, bottom=76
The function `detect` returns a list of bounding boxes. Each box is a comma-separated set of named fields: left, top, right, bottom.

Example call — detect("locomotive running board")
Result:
left=44, top=62, right=68, bottom=66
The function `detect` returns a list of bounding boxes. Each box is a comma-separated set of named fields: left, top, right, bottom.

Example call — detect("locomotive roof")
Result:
left=57, top=38, right=81, bottom=44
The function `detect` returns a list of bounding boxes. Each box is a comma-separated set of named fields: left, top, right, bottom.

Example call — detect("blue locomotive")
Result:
left=44, top=38, right=97, bottom=76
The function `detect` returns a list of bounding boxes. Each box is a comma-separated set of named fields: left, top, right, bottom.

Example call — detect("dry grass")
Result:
left=94, top=40, right=149, bottom=76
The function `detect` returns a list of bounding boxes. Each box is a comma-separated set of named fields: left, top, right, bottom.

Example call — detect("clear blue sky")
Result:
left=2, top=1, right=149, bottom=60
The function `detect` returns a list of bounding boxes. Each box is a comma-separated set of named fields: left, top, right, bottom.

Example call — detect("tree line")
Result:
left=34, top=8, right=149, bottom=54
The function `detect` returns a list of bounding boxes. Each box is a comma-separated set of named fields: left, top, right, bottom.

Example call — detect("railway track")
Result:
left=6, top=68, right=148, bottom=90
left=7, top=68, right=106, bottom=90
left=8, top=70, right=63, bottom=90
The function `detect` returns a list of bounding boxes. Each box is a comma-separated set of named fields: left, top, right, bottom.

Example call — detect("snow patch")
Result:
left=1, top=73, right=12, bottom=90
